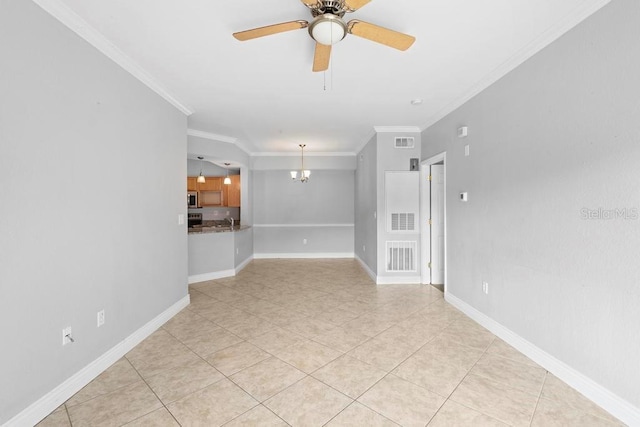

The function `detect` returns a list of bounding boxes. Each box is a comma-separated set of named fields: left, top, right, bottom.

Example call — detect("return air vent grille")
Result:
left=386, top=241, right=417, bottom=272
left=391, top=213, right=415, bottom=231
left=394, top=137, right=415, bottom=148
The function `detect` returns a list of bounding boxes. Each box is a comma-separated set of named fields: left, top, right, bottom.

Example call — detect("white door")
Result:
left=430, top=165, right=445, bottom=284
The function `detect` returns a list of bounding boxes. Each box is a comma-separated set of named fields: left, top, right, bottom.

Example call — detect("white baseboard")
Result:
left=445, top=292, right=640, bottom=426
left=187, top=256, right=254, bottom=285
left=235, top=255, right=253, bottom=275
left=253, top=252, right=355, bottom=259
left=353, top=255, right=422, bottom=286
left=188, top=269, right=235, bottom=284
left=4, top=295, right=190, bottom=427
left=376, top=275, right=421, bottom=285
left=355, top=254, right=377, bottom=283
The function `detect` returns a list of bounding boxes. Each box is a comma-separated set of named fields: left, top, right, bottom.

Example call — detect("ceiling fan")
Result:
left=233, top=0, right=416, bottom=72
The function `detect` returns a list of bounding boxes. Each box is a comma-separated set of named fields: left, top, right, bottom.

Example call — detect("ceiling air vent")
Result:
left=394, top=137, right=415, bottom=149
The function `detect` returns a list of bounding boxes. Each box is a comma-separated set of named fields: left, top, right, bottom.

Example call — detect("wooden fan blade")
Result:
left=347, top=20, right=415, bottom=51
left=313, top=43, right=331, bottom=72
left=233, top=20, right=308, bottom=41
left=300, top=0, right=319, bottom=7
left=344, top=0, right=371, bottom=11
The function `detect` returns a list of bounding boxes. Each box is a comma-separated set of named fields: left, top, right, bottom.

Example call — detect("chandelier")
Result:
left=290, top=144, right=311, bottom=183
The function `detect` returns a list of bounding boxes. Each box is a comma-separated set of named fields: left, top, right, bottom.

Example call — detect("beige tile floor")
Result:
left=38, top=259, right=625, bottom=427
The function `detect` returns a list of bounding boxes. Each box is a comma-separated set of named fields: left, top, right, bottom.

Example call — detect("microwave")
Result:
left=187, top=192, right=198, bottom=208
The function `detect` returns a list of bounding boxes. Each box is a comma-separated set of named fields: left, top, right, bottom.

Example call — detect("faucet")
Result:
left=227, top=217, right=235, bottom=228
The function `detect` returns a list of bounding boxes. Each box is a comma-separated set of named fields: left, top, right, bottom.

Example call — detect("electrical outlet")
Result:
left=363, top=245, right=366, bottom=252
left=236, top=248, right=239, bottom=255
left=303, top=238, right=307, bottom=245
left=62, top=326, right=73, bottom=345
left=97, top=310, right=105, bottom=327
left=482, top=282, right=489, bottom=295
left=226, top=211, right=230, bottom=216
left=177, top=214, right=185, bottom=225
left=465, top=145, right=470, bottom=157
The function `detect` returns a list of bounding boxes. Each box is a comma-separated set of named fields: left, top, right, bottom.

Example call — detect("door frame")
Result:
left=420, top=152, right=447, bottom=291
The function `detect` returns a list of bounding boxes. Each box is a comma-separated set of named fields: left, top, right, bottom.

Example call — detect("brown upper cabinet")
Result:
left=198, top=177, right=222, bottom=192
left=187, top=177, right=198, bottom=192
left=227, top=175, right=241, bottom=207
left=187, top=175, right=241, bottom=208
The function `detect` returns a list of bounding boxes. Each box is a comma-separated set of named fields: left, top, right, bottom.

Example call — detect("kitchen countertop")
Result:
left=188, top=225, right=251, bottom=234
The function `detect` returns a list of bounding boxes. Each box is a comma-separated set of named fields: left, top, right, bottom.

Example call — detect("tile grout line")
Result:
left=529, top=371, right=550, bottom=427
left=122, top=355, right=184, bottom=427
left=424, top=333, right=497, bottom=425
left=142, top=316, right=269, bottom=426
left=316, top=298, right=450, bottom=425
left=63, top=403, right=72, bottom=426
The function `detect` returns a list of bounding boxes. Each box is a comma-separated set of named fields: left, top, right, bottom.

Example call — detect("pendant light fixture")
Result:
left=223, top=163, right=231, bottom=185
left=197, top=156, right=206, bottom=183
left=290, top=144, right=311, bottom=183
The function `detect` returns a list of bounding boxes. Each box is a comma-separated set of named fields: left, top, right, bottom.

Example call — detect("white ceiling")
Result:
left=44, top=0, right=608, bottom=154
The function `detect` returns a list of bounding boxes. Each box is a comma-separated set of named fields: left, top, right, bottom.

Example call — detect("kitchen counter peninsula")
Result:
left=187, top=225, right=251, bottom=234
left=188, top=225, right=253, bottom=283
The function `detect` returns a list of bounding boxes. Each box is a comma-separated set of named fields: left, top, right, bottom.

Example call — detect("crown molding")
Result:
left=421, top=0, right=611, bottom=130
left=32, top=0, right=193, bottom=116
left=187, top=129, right=237, bottom=144
left=373, top=126, right=422, bottom=133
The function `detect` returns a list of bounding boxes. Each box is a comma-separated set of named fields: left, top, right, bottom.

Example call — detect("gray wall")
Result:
left=188, top=233, right=235, bottom=276
left=376, top=132, right=422, bottom=279
left=188, top=228, right=253, bottom=280
left=234, top=228, right=254, bottom=268
left=0, top=1, right=188, bottom=423
left=422, top=0, right=640, bottom=408
left=354, top=136, right=378, bottom=274
left=252, top=170, right=355, bottom=256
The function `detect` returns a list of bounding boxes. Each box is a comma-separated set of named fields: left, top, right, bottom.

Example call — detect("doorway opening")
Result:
left=420, top=152, right=447, bottom=293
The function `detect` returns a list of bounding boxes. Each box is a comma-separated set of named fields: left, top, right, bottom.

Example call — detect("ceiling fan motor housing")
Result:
left=310, top=1, right=347, bottom=18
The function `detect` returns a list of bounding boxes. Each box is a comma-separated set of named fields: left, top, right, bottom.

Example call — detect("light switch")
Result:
left=460, top=192, right=468, bottom=202
left=178, top=214, right=185, bottom=225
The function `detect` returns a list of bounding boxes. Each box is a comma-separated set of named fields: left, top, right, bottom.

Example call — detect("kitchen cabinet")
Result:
left=227, top=175, right=241, bottom=207
left=198, top=177, right=222, bottom=191
left=187, top=177, right=198, bottom=192
left=187, top=175, right=240, bottom=208
left=200, top=190, right=223, bottom=206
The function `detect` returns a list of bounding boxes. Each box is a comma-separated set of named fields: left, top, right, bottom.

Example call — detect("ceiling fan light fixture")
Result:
left=309, top=14, right=347, bottom=45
